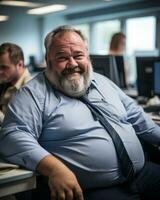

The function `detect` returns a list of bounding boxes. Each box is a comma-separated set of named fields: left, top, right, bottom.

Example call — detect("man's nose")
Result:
left=68, top=57, right=78, bottom=67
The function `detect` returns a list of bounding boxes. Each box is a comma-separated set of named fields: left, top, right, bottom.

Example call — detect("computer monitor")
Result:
left=90, top=55, right=110, bottom=76
left=136, top=56, right=160, bottom=98
left=114, top=56, right=127, bottom=89
left=154, top=61, right=160, bottom=96
left=90, top=55, right=126, bottom=89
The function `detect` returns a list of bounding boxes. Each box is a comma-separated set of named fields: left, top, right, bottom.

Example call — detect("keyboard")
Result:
left=143, top=104, right=160, bottom=113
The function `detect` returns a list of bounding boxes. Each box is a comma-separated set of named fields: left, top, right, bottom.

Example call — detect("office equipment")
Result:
left=154, top=61, right=160, bottom=96
left=134, top=50, right=160, bottom=57
left=136, top=56, right=160, bottom=98
left=90, top=54, right=112, bottom=78
left=148, top=113, right=160, bottom=125
left=0, top=168, right=36, bottom=197
left=144, top=104, right=160, bottom=113
left=90, top=55, right=126, bottom=89
left=141, top=62, right=160, bottom=115
left=0, top=160, right=19, bottom=172
left=114, top=56, right=127, bottom=89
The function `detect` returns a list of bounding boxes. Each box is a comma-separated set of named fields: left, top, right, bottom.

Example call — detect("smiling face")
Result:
left=46, top=31, right=93, bottom=97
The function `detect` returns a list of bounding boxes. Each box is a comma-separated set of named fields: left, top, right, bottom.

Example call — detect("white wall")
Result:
left=1, top=6, right=159, bottom=66
left=38, top=13, right=67, bottom=62
left=42, top=13, right=67, bottom=53
left=0, top=12, right=68, bottom=65
left=0, top=15, right=42, bottom=64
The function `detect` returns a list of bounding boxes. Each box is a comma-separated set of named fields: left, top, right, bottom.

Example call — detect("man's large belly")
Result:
left=40, top=128, right=145, bottom=188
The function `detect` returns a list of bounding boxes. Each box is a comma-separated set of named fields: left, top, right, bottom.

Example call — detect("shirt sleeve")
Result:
left=117, top=86, right=160, bottom=145
left=0, top=87, right=50, bottom=171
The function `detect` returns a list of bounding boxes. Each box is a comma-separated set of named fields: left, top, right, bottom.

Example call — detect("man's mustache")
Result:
left=61, top=66, right=84, bottom=76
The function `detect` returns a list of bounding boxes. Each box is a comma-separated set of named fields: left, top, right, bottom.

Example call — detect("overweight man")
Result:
left=0, top=26, right=160, bottom=200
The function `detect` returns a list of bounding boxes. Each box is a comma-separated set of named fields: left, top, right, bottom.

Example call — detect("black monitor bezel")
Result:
left=90, top=54, right=127, bottom=89
left=136, top=56, right=160, bottom=98
left=153, top=61, right=160, bottom=96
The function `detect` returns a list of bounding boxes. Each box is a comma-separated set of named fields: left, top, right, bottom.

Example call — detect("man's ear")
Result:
left=45, top=54, right=48, bottom=64
left=45, top=54, right=51, bottom=69
left=17, top=60, right=24, bottom=68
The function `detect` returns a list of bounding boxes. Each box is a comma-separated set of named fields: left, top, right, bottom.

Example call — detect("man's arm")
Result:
left=0, top=85, right=84, bottom=200
left=37, top=155, right=83, bottom=200
left=0, top=87, right=49, bottom=169
left=118, top=89, right=160, bottom=145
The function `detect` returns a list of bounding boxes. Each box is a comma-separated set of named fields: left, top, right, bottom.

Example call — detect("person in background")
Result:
left=108, top=32, right=130, bottom=86
left=109, top=32, right=126, bottom=55
left=0, top=26, right=160, bottom=200
left=0, top=43, right=31, bottom=124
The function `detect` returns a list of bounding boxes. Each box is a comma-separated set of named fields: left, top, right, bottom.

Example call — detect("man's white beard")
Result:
left=46, top=63, right=93, bottom=97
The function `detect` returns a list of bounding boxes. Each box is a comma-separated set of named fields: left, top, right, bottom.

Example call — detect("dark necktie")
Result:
left=79, top=96, right=135, bottom=182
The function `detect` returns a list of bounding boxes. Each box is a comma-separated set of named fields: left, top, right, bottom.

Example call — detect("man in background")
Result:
left=0, top=43, right=31, bottom=124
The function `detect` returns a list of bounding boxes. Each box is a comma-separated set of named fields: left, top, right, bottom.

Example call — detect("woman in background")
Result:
left=108, top=32, right=129, bottom=86
left=109, top=32, right=126, bottom=55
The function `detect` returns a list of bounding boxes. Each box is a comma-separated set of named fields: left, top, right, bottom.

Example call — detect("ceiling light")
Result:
left=0, top=15, right=9, bottom=22
left=0, top=1, right=42, bottom=7
left=104, top=0, right=112, bottom=1
left=27, top=4, right=67, bottom=15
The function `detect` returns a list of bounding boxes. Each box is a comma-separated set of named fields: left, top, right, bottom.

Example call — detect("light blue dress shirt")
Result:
left=0, top=71, right=160, bottom=189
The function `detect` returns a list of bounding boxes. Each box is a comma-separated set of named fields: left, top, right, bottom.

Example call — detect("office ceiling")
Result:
left=0, top=0, right=156, bottom=19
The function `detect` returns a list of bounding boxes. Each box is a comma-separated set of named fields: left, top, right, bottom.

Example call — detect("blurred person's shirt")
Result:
left=0, top=68, right=31, bottom=123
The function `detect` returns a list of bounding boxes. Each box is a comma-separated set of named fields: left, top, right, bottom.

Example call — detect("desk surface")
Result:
left=0, top=168, right=34, bottom=184
left=147, top=113, right=160, bottom=125
left=0, top=167, right=36, bottom=197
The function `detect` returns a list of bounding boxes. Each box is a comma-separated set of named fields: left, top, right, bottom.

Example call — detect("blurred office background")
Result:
left=0, top=0, right=160, bottom=86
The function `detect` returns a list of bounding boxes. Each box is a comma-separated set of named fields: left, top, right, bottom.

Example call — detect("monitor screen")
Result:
left=154, top=61, right=160, bottom=96
left=90, top=55, right=110, bottom=76
left=90, top=55, right=126, bottom=88
left=114, top=56, right=127, bottom=89
left=136, top=56, right=160, bottom=97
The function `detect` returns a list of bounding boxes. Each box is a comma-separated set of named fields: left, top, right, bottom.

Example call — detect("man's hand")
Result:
left=37, top=155, right=84, bottom=200
left=48, top=164, right=83, bottom=200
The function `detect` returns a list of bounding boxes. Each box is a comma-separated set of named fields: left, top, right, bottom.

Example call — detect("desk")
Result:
left=0, top=168, right=36, bottom=197
left=147, top=113, right=160, bottom=126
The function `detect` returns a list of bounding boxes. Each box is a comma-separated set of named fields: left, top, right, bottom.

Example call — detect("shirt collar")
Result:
left=14, top=68, right=30, bottom=90
left=89, top=73, right=99, bottom=90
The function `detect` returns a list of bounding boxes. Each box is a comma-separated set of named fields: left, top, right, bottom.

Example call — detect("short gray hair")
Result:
left=44, top=25, right=87, bottom=54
